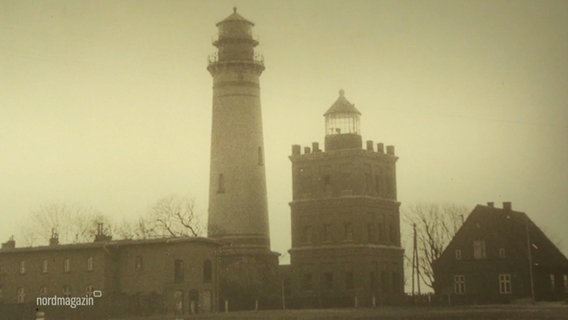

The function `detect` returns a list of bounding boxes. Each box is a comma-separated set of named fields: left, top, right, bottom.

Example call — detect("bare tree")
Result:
left=18, top=202, right=111, bottom=246
left=113, top=217, right=155, bottom=240
left=403, top=203, right=468, bottom=289
left=113, top=196, right=204, bottom=240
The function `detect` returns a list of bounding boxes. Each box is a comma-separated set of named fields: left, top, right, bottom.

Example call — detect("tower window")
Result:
left=377, top=222, right=384, bottom=242
left=217, top=174, right=225, bottom=193
left=19, top=261, right=26, bottom=274
left=323, top=174, right=331, bottom=193
left=324, top=175, right=331, bottom=186
left=455, top=249, right=462, bottom=260
left=258, top=147, right=264, bottom=165
left=499, top=248, right=506, bottom=258
left=375, top=174, right=381, bottom=194
left=386, top=174, right=394, bottom=196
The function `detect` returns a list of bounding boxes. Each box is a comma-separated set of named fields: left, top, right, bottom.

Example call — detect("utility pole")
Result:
left=412, top=223, right=421, bottom=298
left=525, top=216, right=535, bottom=302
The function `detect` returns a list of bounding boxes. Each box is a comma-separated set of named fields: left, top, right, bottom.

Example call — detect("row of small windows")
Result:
left=302, top=222, right=397, bottom=244
left=15, top=285, right=95, bottom=303
left=296, top=167, right=395, bottom=197
left=454, top=274, right=568, bottom=295
left=454, top=241, right=506, bottom=260
left=16, top=257, right=94, bottom=275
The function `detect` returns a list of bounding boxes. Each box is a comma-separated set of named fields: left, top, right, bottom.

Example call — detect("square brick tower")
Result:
left=288, top=91, right=404, bottom=307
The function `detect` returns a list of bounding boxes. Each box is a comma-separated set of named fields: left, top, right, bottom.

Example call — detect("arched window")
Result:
left=203, top=260, right=212, bottom=283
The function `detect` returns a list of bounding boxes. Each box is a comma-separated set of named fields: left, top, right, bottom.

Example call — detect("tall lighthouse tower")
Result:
left=207, top=9, right=278, bottom=307
left=207, top=8, right=270, bottom=249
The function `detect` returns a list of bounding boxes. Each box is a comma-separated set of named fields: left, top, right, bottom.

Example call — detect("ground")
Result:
left=111, top=303, right=568, bottom=320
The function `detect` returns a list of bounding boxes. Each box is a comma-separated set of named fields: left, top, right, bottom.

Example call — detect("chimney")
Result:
left=487, top=202, right=494, bottom=208
left=503, top=202, right=512, bottom=211
left=49, top=228, right=59, bottom=246
left=304, top=146, right=311, bottom=154
left=386, top=145, right=395, bottom=155
left=1, top=236, right=16, bottom=249
left=366, top=140, right=374, bottom=151
left=377, top=143, right=384, bottom=154
left=94, top=223, right=112, bottom=242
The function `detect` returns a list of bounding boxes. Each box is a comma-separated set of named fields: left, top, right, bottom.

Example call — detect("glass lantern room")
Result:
left=324, top=90, right=361, bottom=136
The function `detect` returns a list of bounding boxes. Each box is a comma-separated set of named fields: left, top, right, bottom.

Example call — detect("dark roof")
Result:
left=438, top=204, right=568, bottom=268
left=0, top=236, right=220, bottom=254
left=216, top=7, right=254, bottom=26
left=324, top=90, right=361, bottom=116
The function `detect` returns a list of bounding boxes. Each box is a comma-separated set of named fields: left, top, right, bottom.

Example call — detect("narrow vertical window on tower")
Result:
left=217, top=174, right=225, bottom=194
left=258, top=146, right=264, bottom=166
left=323, top=174, right=331, bottom=195
left=375, top=174, right=381, bottom=195
left=386, top=172, right=394, bottom=197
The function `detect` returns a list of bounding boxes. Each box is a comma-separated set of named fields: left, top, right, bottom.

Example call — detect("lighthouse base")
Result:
left=216, top=245, right=280, bottom=311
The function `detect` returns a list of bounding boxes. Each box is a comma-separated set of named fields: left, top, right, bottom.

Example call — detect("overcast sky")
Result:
left=1, top=0, right=567, bottom=261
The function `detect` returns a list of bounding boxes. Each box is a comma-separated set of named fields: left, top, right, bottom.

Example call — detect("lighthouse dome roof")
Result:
left=324, top=90, right=361, bottom=116
left=216, top=7, right=254, bottom=26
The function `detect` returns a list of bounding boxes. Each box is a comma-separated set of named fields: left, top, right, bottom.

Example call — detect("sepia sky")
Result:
left=1, top=0, right=567, bottom=262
